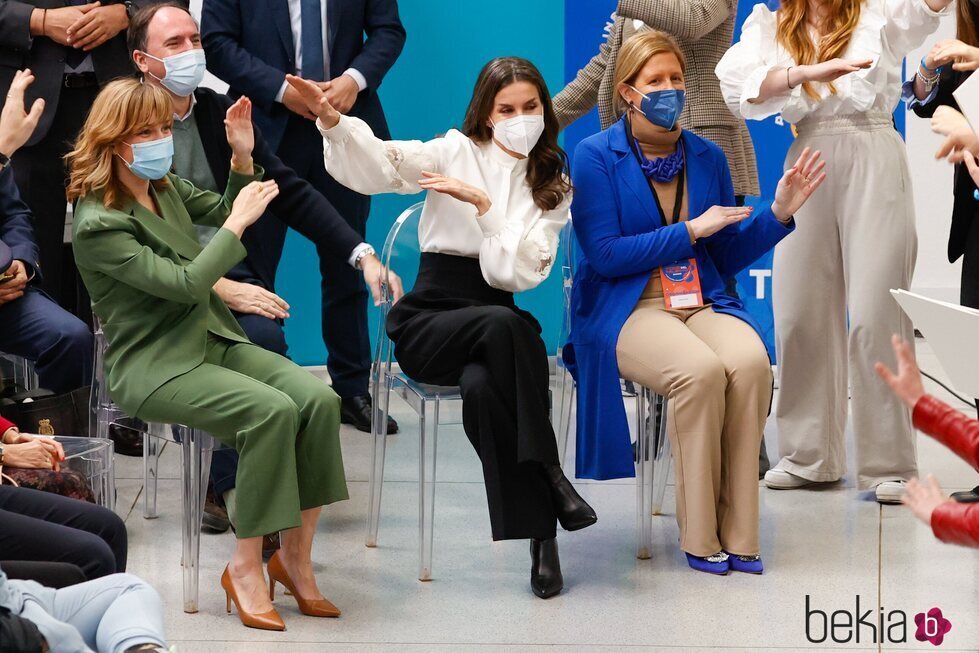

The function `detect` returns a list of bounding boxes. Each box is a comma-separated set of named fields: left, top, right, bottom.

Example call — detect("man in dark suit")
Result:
left=0, top=69, right=91, bottom=393
left=0, top=0, right=170, bottom=315
left=128, top=2, right=402, bottom=533
left=202, top=0, right=406, bottom=432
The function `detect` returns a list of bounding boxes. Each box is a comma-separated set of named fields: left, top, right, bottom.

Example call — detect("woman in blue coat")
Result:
left=565, top=31, right=826, bottom=574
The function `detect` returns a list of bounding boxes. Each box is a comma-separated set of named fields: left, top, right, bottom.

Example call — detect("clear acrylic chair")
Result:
left=366, top=201, right=455, bottom=582
left=554, top=224, right=673, bottom=560
left=90, top=320, right=215, bottom=613
left=0, top=353, right=39, bottom=390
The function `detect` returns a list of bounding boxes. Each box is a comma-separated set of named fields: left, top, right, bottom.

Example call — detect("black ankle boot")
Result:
left=530, top=537, right=563, bottom=599
left=542, top=463, right=598, bottom=531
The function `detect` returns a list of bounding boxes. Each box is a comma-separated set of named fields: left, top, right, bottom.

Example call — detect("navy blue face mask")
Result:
left=628, top=86, right=686, bottom=131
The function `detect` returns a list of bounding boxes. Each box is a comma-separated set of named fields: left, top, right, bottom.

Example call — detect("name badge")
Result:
left=659, top=258, right=704, bottom=309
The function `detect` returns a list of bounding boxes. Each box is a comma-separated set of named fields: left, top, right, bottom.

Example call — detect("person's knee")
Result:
left=60, top=317, right=94, bottom=358
left=678, top=354, right=726, bottom=396
left=238, top=314, right=288, bottom=357
left=308, top=384, right=341, bottom=422
left=76, top=535, right=118, bottom=580
left=482, top=306, right=531, bottom=340
left=727, top=349, right=773, bottom=389
left=460, top=364, right=493, bottom=398
left=265, top=394, right=302, bottom=431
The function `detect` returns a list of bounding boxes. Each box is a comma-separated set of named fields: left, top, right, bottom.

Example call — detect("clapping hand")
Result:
left=874, top=335, right=925, bottom=409
left=932, top=106, right=979, bottom=162
left=801, top=58, right=873, bottom=84
left=902, top=475, right=949, bottom=526
left=418, top=171, right=492, bottom=215
left=932, top=38, right=979, bottom=72
left=224, top=96, right=255, bottom=172
left=0, top=70, right=45, bottom=157
left=771, top=147, right=827, bottom=222
left=285, top=75, right=341, bottom=128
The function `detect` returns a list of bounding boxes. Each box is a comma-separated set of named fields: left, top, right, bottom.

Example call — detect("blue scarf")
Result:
left=635, top=138, right=684, bottom=183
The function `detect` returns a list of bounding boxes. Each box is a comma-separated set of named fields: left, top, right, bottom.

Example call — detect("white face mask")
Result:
left=491, top=114, right=545, bottom=157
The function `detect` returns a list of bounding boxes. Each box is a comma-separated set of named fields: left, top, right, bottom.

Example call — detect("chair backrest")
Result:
left=372, top=202, right=426, bottom=376
left=557, top=220, right=578, bottom=358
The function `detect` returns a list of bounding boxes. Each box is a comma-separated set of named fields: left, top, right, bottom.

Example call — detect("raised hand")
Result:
left=801, top=58, right=873, bottom=84
left=874, top=334, right=925, bottom=409
left=417, top=171, right=492, bottom=215
left=0, top=69, right=45, bottom=157
left=224, top=96, right=255, bottom=171
left=771, top=147, right=827, bottom=222
left=687, top=205, right=753, bottom=240
left=285, top=75, right=340, bottom=127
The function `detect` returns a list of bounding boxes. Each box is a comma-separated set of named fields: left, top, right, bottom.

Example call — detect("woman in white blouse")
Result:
left=286, top=58, right=597, bottom=600
left=716, top=0, right=952, bottom=504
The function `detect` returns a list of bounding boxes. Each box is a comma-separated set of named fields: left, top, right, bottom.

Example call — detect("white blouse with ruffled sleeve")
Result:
left=715, top=0, right=949, bottom=123
left=316, top=115, right=569, bottom=293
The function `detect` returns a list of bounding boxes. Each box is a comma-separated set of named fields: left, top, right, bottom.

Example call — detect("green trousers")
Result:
left=139, top=335, right=348, bottom=538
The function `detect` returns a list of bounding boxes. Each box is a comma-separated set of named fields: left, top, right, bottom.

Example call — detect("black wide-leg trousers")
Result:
left=387, top=253, right=558, bottom=541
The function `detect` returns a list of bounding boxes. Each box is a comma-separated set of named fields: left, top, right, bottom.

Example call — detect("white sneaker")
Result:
left=875, top=480, right=907, bottom=505
left=764, top=469, right=818, bottom=490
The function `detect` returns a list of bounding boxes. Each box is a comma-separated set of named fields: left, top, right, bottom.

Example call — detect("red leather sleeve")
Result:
left=0, top=416, right=15, bottom=434
left=931, top=501, right=979, bottom=549
left=912, top=395, right=979, bottom=471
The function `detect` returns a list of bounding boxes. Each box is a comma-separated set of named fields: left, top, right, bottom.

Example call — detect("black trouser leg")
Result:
left=392, top=303, right=559, bottom=540
left=12, top=85, right=98, bottom=316
left=0, top=486, right=126, bottom=579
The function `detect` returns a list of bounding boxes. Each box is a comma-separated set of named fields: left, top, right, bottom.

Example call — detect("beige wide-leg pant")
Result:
left=617, top=292, right=772, bottom=557
left=773, top=112, right=918, bottom=490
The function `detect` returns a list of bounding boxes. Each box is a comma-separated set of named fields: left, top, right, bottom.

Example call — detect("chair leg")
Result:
left=180, top=428, right=212, bottom=614
left=418, top=400, right=438, bottom=582
left=366, top=377, right=392, bottom=548
left=636, top=387, right=653, bottom=560
left=555, top=365, right=575, bottom=469
left=651, top=395, right=672, bottom=516
left=143, top=428, right=162, bottom=520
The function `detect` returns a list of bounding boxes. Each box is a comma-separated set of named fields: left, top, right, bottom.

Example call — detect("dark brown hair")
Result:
left=127, top=1, right=194, bottom=56
left=958, top=0, right=979, bottom=48
left=461, top=57, right=571, bottom=212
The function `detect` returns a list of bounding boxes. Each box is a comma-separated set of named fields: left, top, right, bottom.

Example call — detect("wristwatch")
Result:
left=124, top=1, right=137, bottom=20
left=354, top=246, right=376, bottom=270
left=0, top=152, right=10, bottom=174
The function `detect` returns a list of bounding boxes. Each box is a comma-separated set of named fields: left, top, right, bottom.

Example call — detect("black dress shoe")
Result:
left=530, top=538, right=563, bottom=599
left=202, top=486, right=231, bottom=533
left=542, top=463, right=597, bottom=531
left=951, top=485, right=979, bottom=503
left=340, top=395, right=399, bottom=434
left=108, top=417, right=147, bottom=457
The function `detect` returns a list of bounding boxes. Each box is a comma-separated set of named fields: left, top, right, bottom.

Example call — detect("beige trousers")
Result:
left=773, top=113, right=918, bottom=490
left=616, top=293, right=772, bottom=556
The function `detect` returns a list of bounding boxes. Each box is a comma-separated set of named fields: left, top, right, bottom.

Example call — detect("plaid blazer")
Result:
left=554, top=0, right=761, bottom=197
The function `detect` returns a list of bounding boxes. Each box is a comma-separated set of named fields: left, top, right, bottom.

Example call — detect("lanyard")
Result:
left=628, top=127, right=685, bottom=228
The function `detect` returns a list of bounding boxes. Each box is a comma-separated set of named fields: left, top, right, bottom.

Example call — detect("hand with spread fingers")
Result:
left=771, top=147, right=828, bottom=223
left=0, top=69, right=46, bottom=157
left=902, top=475, right=950, bottom=526
left=874, top=334, right=925, bottom=409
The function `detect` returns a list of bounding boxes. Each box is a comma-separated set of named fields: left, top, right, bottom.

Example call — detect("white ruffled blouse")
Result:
left=715, top=0, right=949, bottom=123
left=317, top=115, right=569, bottom=293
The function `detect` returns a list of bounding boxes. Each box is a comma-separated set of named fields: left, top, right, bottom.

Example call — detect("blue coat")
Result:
left=564, top=117, right=794, bottom=480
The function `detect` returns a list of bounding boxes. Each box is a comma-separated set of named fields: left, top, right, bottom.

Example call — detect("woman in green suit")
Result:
left=67, top=78, right=347, bottom=632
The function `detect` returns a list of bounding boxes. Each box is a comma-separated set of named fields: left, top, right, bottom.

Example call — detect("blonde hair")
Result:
left=66, top=78, right=173, bottom=210
left=776, top=0, right=862, bottom=100
left=613, top=30, right=687, bottom=118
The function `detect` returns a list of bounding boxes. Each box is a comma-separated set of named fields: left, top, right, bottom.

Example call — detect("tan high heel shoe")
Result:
left=267, top=551, right=341, bottom=618
left=221, top=566, right=286, bottom=631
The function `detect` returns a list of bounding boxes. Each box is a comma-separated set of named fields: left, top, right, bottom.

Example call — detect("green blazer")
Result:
left=73, top=168, right=263, bottom=417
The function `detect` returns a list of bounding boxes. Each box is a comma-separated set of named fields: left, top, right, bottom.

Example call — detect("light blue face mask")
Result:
left=628, top=86, right=686, bottom=131
left=145, top=48, right=206, bottom=97
left=122, top=135, right=174, bottom=180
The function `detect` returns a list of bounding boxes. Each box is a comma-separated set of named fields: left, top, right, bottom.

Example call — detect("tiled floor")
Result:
left=113, top=340, right=979, bottom=652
